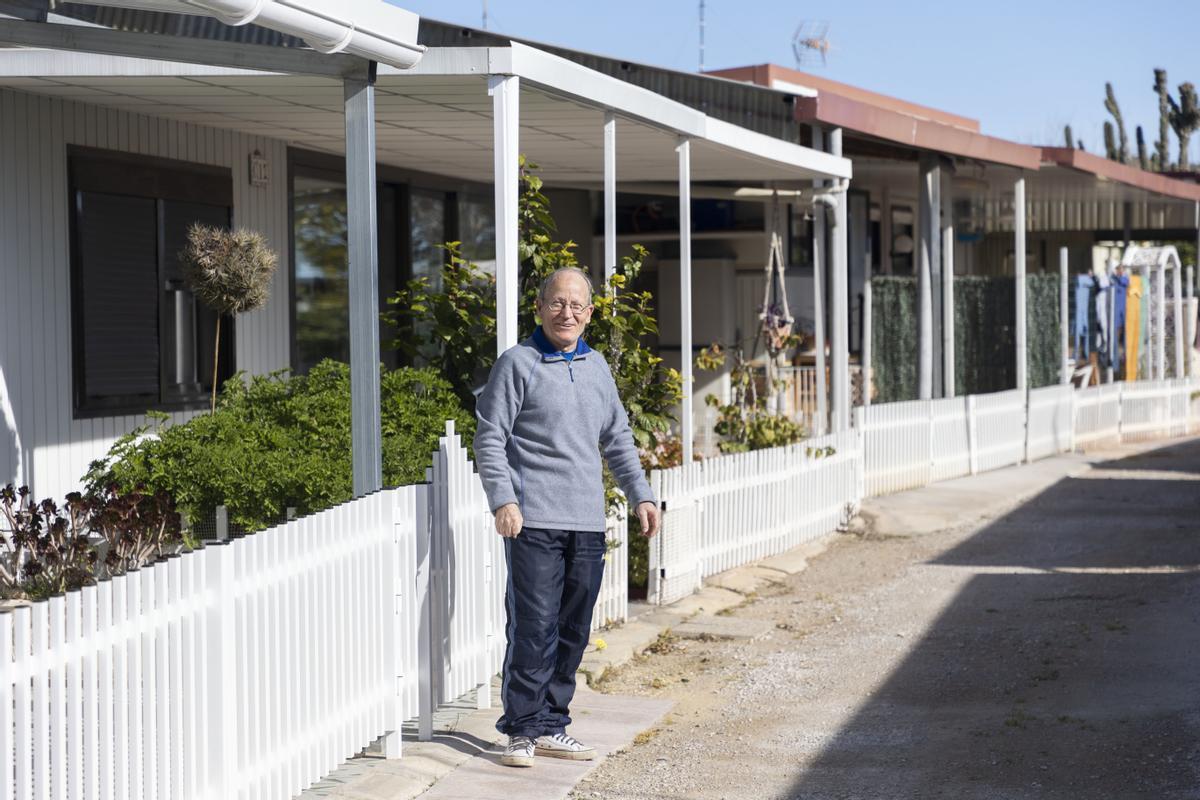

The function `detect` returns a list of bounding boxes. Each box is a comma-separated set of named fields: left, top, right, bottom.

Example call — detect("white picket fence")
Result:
left=0, top=488, right=413, bottom=800
left=4, top=379, right=1198, bottom=797
left=648, top=377, right=1200, bottom=609
left=860, top=378, right=1198, bottom=498
left=647, top=430, right=861, bottom=606
left=1, top=421, right=628, bottom=800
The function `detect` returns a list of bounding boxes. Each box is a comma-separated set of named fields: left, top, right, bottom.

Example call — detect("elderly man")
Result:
left=475, top=266, right=661, bottom=768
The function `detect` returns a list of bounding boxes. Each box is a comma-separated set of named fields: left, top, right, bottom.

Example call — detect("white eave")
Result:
left=0, top=37, right=851, bottom=185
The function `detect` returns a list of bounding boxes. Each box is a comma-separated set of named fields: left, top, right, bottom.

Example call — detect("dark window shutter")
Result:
left=77, top=192, right=160, bottom=401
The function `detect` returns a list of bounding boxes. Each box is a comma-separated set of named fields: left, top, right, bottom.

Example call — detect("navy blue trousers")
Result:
left=496, top=527, right=606, bottom=739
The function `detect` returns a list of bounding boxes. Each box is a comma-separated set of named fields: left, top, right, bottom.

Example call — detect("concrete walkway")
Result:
left=575, top=435, right=1200, bottom=799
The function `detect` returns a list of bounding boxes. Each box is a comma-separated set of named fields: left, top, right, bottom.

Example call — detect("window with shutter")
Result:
left=69, top=147, right=235, bottom=418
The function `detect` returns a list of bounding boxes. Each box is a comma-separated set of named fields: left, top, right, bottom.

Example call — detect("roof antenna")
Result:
left=699, top=0, right=705, bottom=72
left=482, top=0, right=488, bottom=30
left=792, top=20, right=832, bottom=68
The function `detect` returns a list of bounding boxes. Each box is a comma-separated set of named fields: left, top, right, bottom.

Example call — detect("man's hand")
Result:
left=494, top=503, right=523, bottom=538
left=636, top=501, right=661, bottom=538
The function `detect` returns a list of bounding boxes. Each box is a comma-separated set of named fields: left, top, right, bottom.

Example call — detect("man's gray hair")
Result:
left=537, top=267, right=594, bottom=303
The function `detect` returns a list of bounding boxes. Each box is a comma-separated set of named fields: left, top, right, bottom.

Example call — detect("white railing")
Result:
left=1120, top=379, right=1189, bottom=441
left=5, top=380, right=1198, bottom=796
left=1074, top=383, right=1122, bottom=448
left=647, top=430, right=860, bottom=606
left=1, top=487, right=413, bottom=800
left=1026, top=384, right=1074, bottom=462
left=595, top=499, right=629, bottom=631
left=974, top=389, right=1027, bottom=473
left=860, top=398, right=935, bottom=496
left=930, top=396, right=972, bottom=483
left=0, top=420, right=628, bottom=799
left=425, top=423, right=501, bottom=711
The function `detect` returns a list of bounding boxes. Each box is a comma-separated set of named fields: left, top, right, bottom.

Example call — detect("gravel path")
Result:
left=571, top=439, right=1200, bottom=800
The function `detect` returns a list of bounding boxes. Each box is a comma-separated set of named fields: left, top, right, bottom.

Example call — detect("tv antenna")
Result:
left=792, top=20, right=832, bottom=67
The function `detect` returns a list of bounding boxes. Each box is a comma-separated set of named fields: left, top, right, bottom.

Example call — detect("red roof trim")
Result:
left=794, top=93, right=1042, bottom=171
left=1040, top=147, right=1200, bottom=202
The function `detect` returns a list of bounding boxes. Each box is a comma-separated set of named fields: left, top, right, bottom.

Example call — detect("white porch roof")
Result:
left=0, top=40, right=851, bottom=186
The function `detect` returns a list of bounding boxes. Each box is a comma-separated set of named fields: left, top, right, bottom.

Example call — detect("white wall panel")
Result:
left=0, top=88, right=291, bottom=501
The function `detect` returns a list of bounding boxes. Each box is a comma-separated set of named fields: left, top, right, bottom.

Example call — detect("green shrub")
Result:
left=85, top=361, right=474, bottom=532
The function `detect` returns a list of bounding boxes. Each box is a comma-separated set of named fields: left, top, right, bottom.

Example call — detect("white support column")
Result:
left=810, top=124, right=827, bottom=434
left=1188, top=265, right=1196, bottom=379
left=490, top=75, right=520, bottom=356
left=345, top=71, right=382, bottom=497
left=917, top=154, right=941, bottom=399
left=1157, top=259, right=1167, bottom=379
left=1142, top=261, right=1154, bottom=379
left=603, top=112, right=617, bottom=283
left=1173, top=260, right=1184, bottom=379
left=1015, top=176, right=1028, bottom=392
left=1059, top=246, right=1070, bottom=384
left=1106, top=256, right=1116, bottom=384
left=942, top=206, right=955, bottom=398
left=678, top=137, right=694, bottom=463
left=829, top=128, right=850, bottom=430
left=862, top=279, right=872, bottom=407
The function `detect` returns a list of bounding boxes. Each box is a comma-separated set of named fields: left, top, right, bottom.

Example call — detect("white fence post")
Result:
left=1023, top=388, right=1031, bottom=464
left=853, top=406, right=866, bottom=506
left=966, top=395, right=979, bottom=475
left=205, top=543, right=239, bottom=797
left=927, top=401, right=935, bottom=477
left=1116, top=382, right=1124, bottom=441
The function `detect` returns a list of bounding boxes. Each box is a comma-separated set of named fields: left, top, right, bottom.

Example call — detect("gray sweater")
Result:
left=474, top=328, right=655, bottom=531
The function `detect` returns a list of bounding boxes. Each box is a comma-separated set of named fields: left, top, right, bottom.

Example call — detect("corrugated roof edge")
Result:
left=1041, top=147, right=1200, bottom=203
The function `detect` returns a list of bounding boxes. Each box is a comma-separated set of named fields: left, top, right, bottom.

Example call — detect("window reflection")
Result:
left=411, top=190, right=446, bottom=290
left=293, top=174, right=348, bottom=374
left=458, top=193, right=496, bottom=274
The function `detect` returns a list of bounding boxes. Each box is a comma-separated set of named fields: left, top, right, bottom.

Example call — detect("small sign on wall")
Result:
left=249, top=149, right=270, bottom=187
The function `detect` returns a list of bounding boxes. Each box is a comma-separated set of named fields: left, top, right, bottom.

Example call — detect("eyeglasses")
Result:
left=544, top=299, right=591, bottom=315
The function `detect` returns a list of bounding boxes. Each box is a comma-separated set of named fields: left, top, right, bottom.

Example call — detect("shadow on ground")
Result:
left=787, top=439, right=1200, bottom=800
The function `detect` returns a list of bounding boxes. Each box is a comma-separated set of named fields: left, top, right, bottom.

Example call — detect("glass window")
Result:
left=457, top=193, right=496, bottom=274
left=788, top=203, right=814, bottom=271
left=293, top=174, right=349, bottom=374
left=411, top=189, right=446, bottom=290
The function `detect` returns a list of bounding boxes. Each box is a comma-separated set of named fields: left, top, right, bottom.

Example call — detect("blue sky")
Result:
left=401, top=0, right=1200, bottom=161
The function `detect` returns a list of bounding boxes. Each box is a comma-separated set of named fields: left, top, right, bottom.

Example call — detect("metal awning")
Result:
left=0, top=19, right=854, bottom=488
left=0, top=39, right=849, bottom=187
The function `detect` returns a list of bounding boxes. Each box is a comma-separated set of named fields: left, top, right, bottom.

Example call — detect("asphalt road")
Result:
left=573, top=438, right=1200, bottom=800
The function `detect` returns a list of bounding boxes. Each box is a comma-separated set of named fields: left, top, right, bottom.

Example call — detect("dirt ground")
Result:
left=570, top=440, right=1200, bottom=800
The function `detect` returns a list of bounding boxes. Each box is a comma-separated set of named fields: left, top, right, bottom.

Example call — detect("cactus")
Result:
left=1154, top=68, right=1171, bottom=170
left=1103, top=121, right=1117, bottom=161
left=1077, top=139, right=1086, bottom=152
left=1063, top=124, right=1074, bottom=149
left=1103, top=83, right=1129, bottom=163
left=1137, top=125, right=1149, bottom=170
left=1168, top=82, right=1200, bottom=170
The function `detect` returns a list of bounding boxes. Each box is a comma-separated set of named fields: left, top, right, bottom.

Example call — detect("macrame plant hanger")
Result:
left=758, top=190, right=796, bottom=412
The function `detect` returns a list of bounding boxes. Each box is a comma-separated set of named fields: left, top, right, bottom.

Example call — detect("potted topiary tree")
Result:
left=180, top=225, right=279, bottom=412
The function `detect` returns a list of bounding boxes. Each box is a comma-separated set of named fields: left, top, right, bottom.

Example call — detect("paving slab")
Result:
left=415, top=684, right=672, bottom=800
left=672, top=614, right=775, bottom=641
left=705, top=565, right=788, bottom=595
left=758, top=538, right=830, bottom=575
